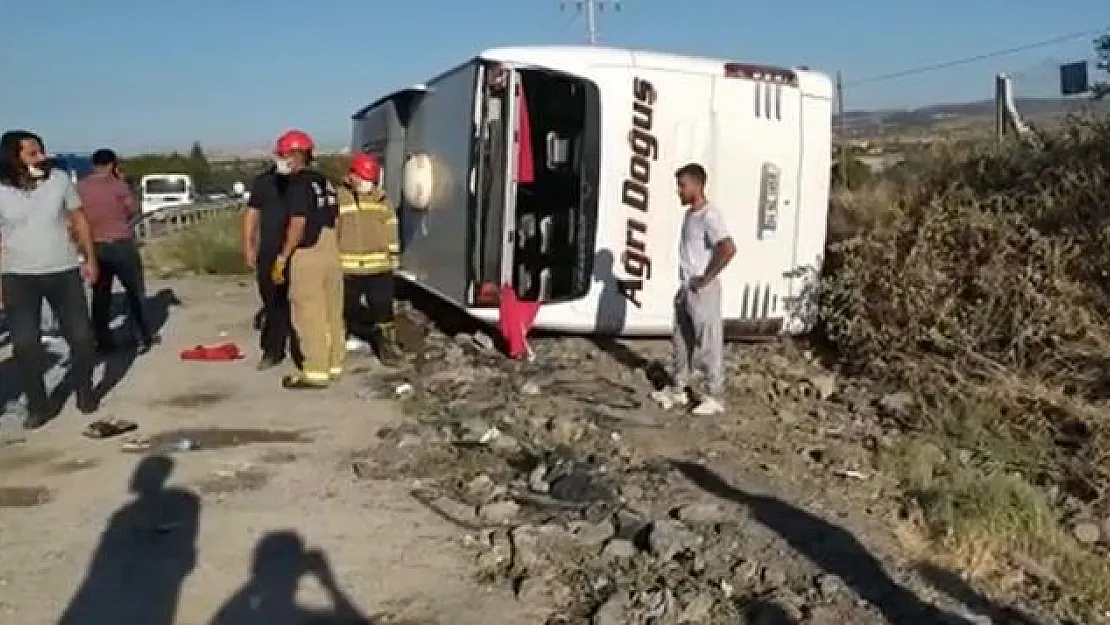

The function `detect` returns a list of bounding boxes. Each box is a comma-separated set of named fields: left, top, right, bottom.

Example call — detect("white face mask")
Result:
left=27, top=164, right=45, bottom=179
left=274, top=158, right=292, bottom=175
left=356, top=180, right=377, bottom=195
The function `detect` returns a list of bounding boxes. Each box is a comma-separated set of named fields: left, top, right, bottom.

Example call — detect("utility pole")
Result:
left=584, top=0, right=598, bottom=44
left=836, top=70, right=849, bottom=187
left=560, top=1, right=621, bottom=45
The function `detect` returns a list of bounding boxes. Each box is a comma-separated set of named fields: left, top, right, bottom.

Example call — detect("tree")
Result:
left=187, top=141, right=206, bottom=163
left=315, top=154, right=347, bottom=183
left=1094, top=33, right=1109, bottom=100
left=187, top=141, right=212, bottom=189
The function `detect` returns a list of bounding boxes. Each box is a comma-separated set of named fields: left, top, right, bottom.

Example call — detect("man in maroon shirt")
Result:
left=77, top=149, right=155, bottom=354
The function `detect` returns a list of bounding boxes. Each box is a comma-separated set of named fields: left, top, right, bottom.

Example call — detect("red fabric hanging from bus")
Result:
left=498, top=284, right=540, bottom=359
left=514, top=82, right=535, bottom=184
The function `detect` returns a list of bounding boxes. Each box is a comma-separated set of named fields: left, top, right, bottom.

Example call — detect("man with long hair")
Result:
left=0, top=130, right=100, bottom=428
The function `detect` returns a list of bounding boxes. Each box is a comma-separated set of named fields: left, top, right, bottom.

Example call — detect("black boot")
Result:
left=75, top=386, right=100, bottom=415
left=256, top=354, right=283, bottom=371
left=23, top=408, right=51, bottom=430
left=23, top=386, right=53, bottom=430
left=281, top=373, right=328, bottom=390
left=136, top=331, right=160, bottom=355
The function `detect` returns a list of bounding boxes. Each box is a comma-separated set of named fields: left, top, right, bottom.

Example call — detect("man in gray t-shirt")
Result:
left=652, top=163, right=736, bottom=416
left=0, top=130, right=100, bottom=428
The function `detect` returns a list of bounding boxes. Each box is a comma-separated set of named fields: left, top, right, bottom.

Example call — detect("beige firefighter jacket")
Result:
left=335, top=185, right=400, bottom=275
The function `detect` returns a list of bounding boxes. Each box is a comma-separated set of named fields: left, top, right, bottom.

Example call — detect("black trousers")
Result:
left=1, top=269, right=95, bottom=414
left=343, top=273, right=394, bottom=343
left=91, top=240, right=151, bottom=347
left=256, top=253, right=303, bottom=366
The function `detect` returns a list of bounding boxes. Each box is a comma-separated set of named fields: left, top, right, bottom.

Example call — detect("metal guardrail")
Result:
left=131, top=200, right=243, bottom=242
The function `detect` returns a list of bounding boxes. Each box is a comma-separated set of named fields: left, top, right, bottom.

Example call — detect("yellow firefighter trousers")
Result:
left=289, top=227, right=345, bottom=384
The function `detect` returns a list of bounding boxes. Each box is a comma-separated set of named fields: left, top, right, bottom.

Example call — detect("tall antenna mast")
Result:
left=560, top=1, right=622, bottom=45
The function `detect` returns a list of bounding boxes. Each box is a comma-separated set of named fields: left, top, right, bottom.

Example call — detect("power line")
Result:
left=846, top=27, right=1107, bottom=87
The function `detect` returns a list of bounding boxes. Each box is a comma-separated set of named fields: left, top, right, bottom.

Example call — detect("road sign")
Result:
left=1060, top=61, right=1090, bottom=96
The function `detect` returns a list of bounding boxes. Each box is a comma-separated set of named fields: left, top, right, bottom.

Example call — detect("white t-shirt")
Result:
left=678, top=202, right=730, bottom=284
left=0, top=169, right=82, bottom=275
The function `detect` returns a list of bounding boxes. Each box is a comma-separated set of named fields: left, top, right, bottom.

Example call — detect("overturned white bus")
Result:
left=351, top=46, right=832, bottom=338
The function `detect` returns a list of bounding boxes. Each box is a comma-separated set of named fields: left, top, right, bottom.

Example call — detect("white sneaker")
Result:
left=669, top=387, right=690, bottom=407
left=345, top=337, right=372, bottom=353
left=691, top=396, right=725, bottom=416
left=649, top=387, right=690, bottom=410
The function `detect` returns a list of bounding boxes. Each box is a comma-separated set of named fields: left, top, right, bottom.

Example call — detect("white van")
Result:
left=140, top=173, right=195, bottom=215
left=351, top=45, right=832, bottom=338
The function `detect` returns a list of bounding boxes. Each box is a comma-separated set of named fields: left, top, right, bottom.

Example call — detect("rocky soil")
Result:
left=1, top=276, right=1098, bottom=624
left=346, top=297, right=1075, bottom=625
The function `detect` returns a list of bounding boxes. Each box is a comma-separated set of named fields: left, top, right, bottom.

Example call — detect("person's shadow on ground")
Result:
left=914, top=562, right=1048, bottom=625
left=209, top=531, right=374, bottom=625
left=669, top=460, right=975, bottom=625
left=94, top=286, right=182, bottom=401
left=0, top=287, right=182, bottom=421
left=57, top=455, right=200, bottom=625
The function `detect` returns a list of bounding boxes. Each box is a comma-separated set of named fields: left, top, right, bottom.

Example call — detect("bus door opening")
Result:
left=510, top=69, right=600, bottom=304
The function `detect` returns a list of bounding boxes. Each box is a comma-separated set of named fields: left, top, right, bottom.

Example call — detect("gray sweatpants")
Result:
left=671, top=280, right=724, bottom=396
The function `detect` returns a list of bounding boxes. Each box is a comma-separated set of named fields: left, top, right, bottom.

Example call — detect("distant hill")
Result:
left=839, top=97, right=1110, bottom=134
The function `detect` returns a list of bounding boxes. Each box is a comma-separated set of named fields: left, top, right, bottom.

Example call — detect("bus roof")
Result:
left=351, top=45, right=832, bottom=120
left=479, top=45, right=832, bottom=96
left=351, top=85, right=429, bottom=121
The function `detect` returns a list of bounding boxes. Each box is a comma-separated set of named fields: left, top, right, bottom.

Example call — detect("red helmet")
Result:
left=349, top=153, right=382, bottom=182
left=275, top=129, right=314, bottom=156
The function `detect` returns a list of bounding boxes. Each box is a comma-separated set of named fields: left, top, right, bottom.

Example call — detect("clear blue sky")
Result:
left=1, top=0, right=1105, bottom=153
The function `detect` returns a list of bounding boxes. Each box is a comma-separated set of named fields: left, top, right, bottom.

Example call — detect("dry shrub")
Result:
left=821, top=114, right=1110, bottom=406
left=827, top=180, right=902, bottom=243
left=823, top=116, right=1110, bottom=621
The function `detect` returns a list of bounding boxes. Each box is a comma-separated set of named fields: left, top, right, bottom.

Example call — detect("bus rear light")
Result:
left=724, top=63, right=798, bottom=86
left=475, top=281, right=500, bottom=306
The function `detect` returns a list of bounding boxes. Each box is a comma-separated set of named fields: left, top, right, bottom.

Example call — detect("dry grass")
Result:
left=142, top=211, right=248, bottom=276
left=883, top=432, right=1110, bottom=622
left=824, top=114, right=1110, bottom=622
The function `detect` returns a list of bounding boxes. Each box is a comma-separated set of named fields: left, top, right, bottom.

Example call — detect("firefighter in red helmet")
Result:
left=270, top=129, right=344, bottom=389
left=336, top=152, right=403, bottom=366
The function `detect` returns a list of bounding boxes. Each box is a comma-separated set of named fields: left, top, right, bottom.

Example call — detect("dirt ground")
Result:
left=0, top=277, right=546, bottom=625
left=0, top=276, right=1071, bottom=625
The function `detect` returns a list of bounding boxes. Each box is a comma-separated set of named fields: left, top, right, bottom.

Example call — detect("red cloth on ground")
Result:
left=179, top=342, right=244, bottom=361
